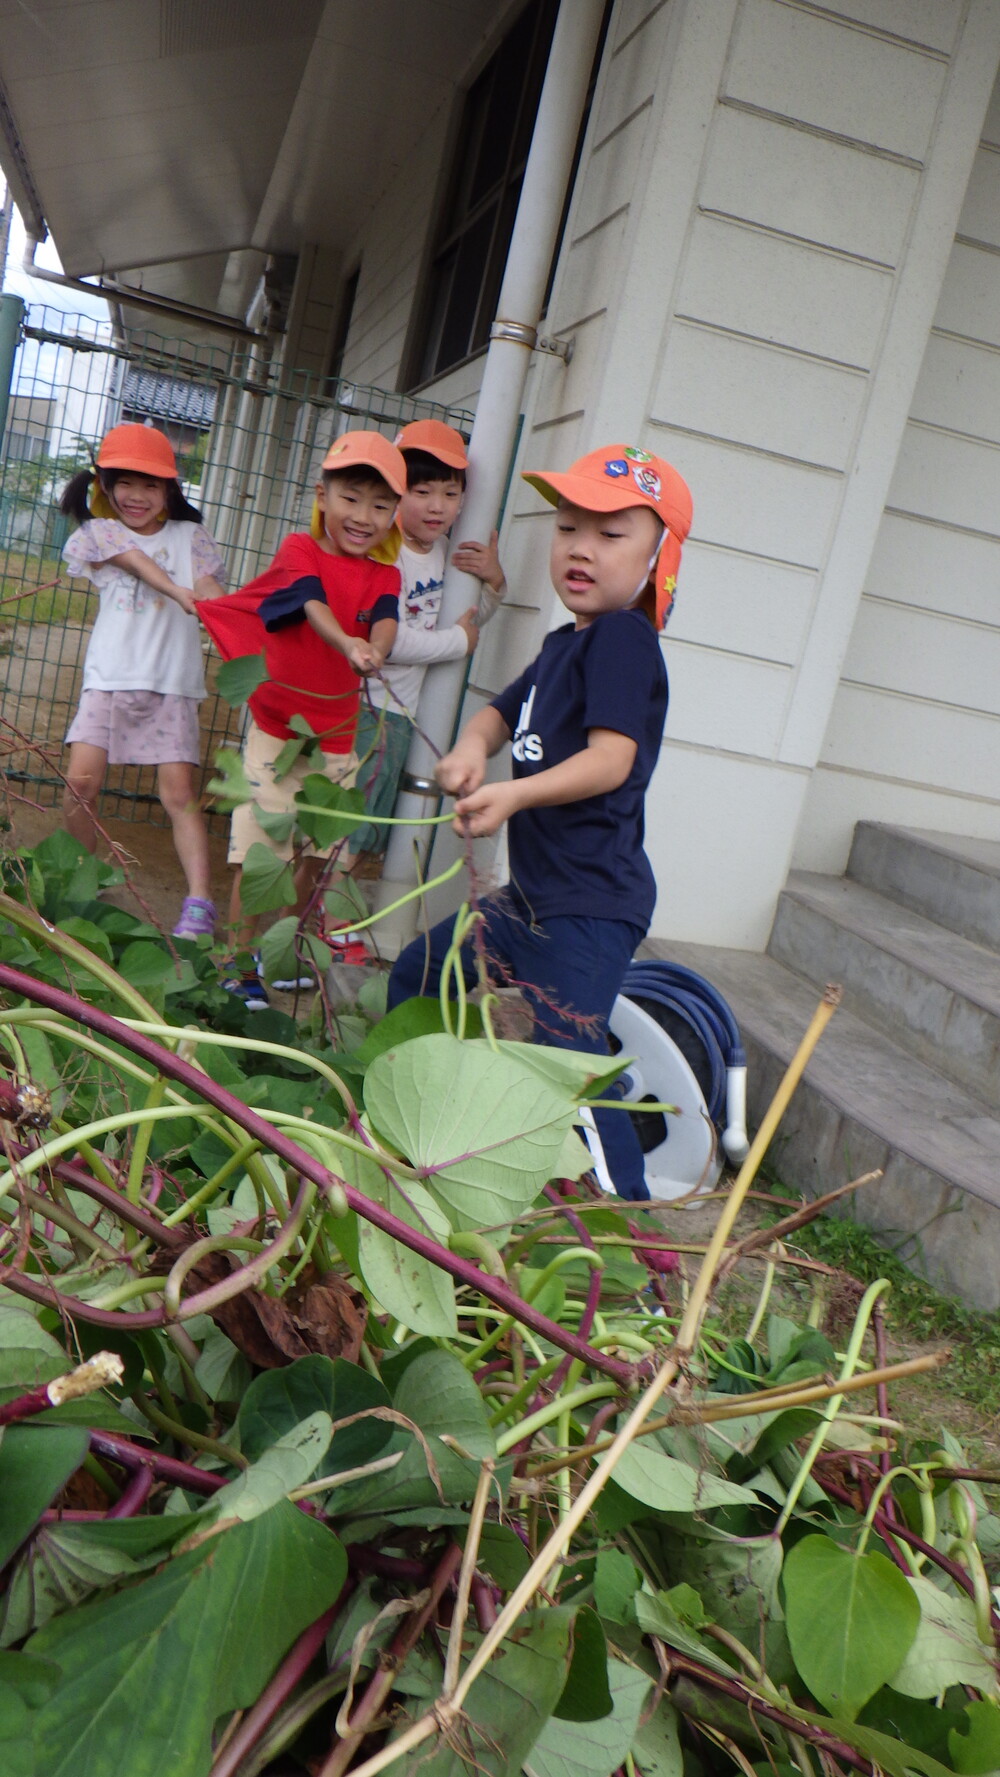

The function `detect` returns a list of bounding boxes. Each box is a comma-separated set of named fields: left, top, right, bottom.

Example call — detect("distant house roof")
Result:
left=121, top=368, right=217, bottom=428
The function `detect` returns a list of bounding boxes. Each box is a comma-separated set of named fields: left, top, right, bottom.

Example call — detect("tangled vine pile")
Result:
left=0, top=831, right=995, bottom=1777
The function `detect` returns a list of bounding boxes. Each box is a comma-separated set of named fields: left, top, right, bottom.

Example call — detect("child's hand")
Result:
left=456, top=607, right=480, bottom=654
left=344, top=638, right=384, bottom=676
left=436, top=744, right=486, bottom=797
left=453, top=780, right=520, bottom=837
left=169, top=584, right=198, bottom=616
left=451, top=531, right=505, bottom=593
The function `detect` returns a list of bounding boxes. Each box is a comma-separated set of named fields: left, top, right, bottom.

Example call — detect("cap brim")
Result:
left=522, top=470, right=654, bottom=513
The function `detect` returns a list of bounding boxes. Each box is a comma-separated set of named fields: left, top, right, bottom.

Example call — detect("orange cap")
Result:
left=523, top=445, right=693, bottom=629
left=393, top=419, right=469, bottom=471
left=320, top=429, right=406, bottom=497
left=96, top=423, right=178, bottom=481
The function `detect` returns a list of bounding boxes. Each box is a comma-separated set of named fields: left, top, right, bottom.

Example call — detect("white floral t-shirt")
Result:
left=64, top=518, right=225, bottom=698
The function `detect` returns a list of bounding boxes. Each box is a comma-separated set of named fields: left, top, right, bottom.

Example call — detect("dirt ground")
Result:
left=5, top=795, right=232, bottom=932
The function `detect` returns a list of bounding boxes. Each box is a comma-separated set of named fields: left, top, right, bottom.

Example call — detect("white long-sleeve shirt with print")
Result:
left=368, top=539, right=502, bottom=717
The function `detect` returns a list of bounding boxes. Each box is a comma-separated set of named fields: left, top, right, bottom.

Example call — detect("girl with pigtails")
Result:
left=59, top=423, right=226, bottom=938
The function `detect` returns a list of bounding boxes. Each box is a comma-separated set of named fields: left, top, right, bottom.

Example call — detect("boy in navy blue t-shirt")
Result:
left=387, top=445, right=692, bottom=1200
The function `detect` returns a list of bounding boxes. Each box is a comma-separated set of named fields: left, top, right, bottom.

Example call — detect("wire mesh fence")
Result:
left=0, top=303, right=474, bottom=823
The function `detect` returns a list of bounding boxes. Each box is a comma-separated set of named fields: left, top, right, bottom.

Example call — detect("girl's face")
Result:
left=399, top=475, right=464, bottom=552
left=108, top=473, right=169, bottom=535
left=550, top=499, right=662, bottom=629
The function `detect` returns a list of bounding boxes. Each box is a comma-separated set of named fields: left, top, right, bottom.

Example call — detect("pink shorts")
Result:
left=65, top=690, right=202, bottom=766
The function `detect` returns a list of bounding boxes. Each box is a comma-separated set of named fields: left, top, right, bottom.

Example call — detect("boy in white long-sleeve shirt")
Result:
left=352, top=419, right=506, bottom=861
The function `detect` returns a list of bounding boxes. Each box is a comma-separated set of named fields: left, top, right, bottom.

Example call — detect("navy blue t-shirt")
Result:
left=490, top=609, right=668, bottom=930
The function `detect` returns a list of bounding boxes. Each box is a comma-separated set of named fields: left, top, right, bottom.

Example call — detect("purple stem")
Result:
left=88, top=1428, right=226, bottom=1495
left=348, top=1545, right=430, bottom=1582
left=8, top=1141, right=187, bottom=1248
left=0, top=1379, right=72, bottom=1426
left=816, top=1470, right=1000, bottom=1638
left=208, top=1586, right=352, bottom=1777
left=539, top=1185, right=604, bottom=1395
left=0, top=964, right=635, bottom=1387
left=107, top=1464, right=154, bottom=1518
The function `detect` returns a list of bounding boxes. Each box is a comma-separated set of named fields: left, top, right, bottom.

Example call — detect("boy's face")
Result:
left=315, top=472, right=398, bottom=556
left=399, top=475, right=464, bottom=551
left=550, top=499, right=662, bottom=629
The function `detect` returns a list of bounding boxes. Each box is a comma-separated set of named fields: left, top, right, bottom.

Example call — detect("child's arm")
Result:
left=436, top=706, right=512, bottom=797
left=107, top=547, right=198, bottom=615
left=453, top=729, right=637, bottom=838
left=193, top=575, right=226, bottom=602
left=387, top=606, right=479, bottom=664
left=303, top=598, right=395, bottom=676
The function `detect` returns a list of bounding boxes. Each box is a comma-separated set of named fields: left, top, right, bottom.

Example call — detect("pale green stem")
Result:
left=856, top=1464, right=935, bottom=1568
left=586, top=1328, right=654, bottom=1356
left=327, top=856, right=464, bottom=938
left=163, top=1233, right=265, bottom=1317
left=477, top=993, right=502, bottom=1053
left=775, top=1278, right=891, bottom=1535
left=495, top=1382, right=618, bottom=1456
left=439, top=903, right=470, bottom=1040
left=131, top=1393, right=246, bottom=1468
left=126, top=1075, right=166, bottom=1232
left=548, top=1398, right=573, bottom=1596
left=160, top=1138, right=262, bottom=1227
left=488, top=1356, right=565, bottom=1428
left=89, top=1275, right=169, bottom=1309
left=276, top=1214, right=322, bottom=1297
left=292, top=801, right=453, bottom=828
left=117, top=1019, right=356, bottom=1107
left=0, top=1104, right=222, bottom=1203
left=448, top=1231, right=506, bottom=1278
left=460, top=1248, right=601, bottom=1370
left=745, top=1256, right=777, bottom=1346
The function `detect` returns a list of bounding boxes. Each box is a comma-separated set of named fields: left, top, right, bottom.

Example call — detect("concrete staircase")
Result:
left=644, top=824, right=1000, bottom=1310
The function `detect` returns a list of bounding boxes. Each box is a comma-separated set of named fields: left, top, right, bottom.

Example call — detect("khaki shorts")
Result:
left=228, top=718, right=359, bottom=865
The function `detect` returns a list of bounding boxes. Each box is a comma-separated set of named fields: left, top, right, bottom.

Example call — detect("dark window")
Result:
left=327, top=265, right=360, bottom=388
left=408, top=0, right=560, bottom=388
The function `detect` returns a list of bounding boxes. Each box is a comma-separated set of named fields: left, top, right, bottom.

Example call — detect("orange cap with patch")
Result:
left=393, top=419, right=469, bottom=471
left=523, top=444, right=692, bottom=629
left=310, top=429, right=407, bottom=544
left=88, top=423, right=179, bottom=519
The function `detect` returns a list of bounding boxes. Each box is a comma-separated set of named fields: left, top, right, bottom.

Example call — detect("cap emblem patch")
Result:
left=633, top=465, right=661, bottom=499
left=624, top=446, right=652, bottom=463
left=604, top=458, right=629, bottom=478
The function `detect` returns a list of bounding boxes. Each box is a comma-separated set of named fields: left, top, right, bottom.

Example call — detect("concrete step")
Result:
left=849, top=822, right=1000, bottom=953
left=769, top=871, right=1000, bottom=1109
left=640, top=937, right=1000, bottom=1310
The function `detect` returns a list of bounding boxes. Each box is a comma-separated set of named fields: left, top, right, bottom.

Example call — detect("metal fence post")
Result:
left=0, top=293, right=25, bottom=449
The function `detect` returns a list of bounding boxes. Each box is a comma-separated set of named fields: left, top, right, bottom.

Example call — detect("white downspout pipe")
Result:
left=379, top=0, right=607, bottom=930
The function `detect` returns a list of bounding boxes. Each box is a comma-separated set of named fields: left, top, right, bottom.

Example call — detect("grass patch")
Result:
left=773, top=1196, right=1000, bottom=1423
left=0, top=552, right=95, bottom=626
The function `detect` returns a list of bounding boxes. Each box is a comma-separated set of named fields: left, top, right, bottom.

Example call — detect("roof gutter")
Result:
left=22, top=236, right=263, bottom=341
left=379, top=0, right=608, bottom=923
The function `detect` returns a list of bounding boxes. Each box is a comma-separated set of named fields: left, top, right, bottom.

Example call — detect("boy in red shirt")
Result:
left=197, top=430, right=405, bottom=1006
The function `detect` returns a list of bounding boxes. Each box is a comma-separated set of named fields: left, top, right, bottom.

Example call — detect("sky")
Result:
left=2, top=200, right=111, bottom=326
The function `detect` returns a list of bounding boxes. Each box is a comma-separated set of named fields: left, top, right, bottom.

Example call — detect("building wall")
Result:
left=797, top=66, right=1000, bottom=869
left=284, top=0, right=1000, bottom=949
left=501, top=0, right=1000, bottom=946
